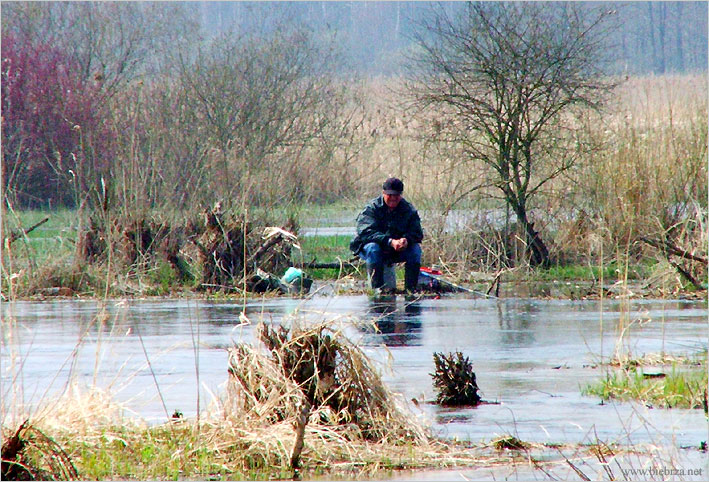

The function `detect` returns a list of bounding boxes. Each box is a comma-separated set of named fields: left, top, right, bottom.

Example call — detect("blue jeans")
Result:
left=359, top=242, right=422, bottom=269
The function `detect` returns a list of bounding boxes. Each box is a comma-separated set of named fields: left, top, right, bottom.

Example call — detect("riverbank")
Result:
left=3, top=196, right=707, bottom=302
left=6, top=414, right=702, bottom=481
left=10, top=273, right=707, bottom=303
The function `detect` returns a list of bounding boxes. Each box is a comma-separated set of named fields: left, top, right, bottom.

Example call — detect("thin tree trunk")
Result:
left=675, top=3, right=685, bottom=72
left=647, top=2, right=659, bottom=73
left=512, top=203, right=550, bottom=267
left=657, top=2, right=667, bottom=74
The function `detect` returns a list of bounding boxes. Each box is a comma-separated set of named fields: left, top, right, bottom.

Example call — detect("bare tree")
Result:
left=2, top=2, right=193, bottom=97
left=170, top=26, right=366, bottom=206
left=405, top=2, right=619, bottom=266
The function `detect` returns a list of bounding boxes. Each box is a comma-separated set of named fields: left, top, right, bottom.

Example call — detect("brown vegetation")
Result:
left=1, top=73, right=706, bottom=299
left=1, top=420, right=77, bottom=481
left=74, top=203, right=299, bottom=294
left=227, top=320, right=428, bottom=447
left=431, top=351, right=481, bottom=406
left=1, top=2, right=706, bottom=296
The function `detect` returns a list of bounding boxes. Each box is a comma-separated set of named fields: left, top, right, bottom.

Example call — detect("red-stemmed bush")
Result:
left=2, top=33, right=112, bottom=208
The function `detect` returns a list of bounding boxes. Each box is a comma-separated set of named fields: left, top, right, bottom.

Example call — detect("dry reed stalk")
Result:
left=199, top=313, right=518, bottom=475
left=21, top=383, right=137, bottom=436
left=1, top=419, right=79, bottom=480
left=3, top=370, right=688, bottom=479
left=1, top=385, right=132, bottom=480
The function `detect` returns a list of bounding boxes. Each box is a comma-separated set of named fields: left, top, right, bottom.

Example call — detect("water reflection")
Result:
left=364, top=298, right=423, bottom=347
left=436, top=409, right=474, bottom=425
left=495, top=300, right=537, bottom=346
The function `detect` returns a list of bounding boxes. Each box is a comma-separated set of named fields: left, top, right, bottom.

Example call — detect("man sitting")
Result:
left=349, top=177, right=423, bottom=293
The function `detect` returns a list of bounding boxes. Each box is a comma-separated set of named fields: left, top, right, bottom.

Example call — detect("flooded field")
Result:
left=2, top=294, right=707, bottom=470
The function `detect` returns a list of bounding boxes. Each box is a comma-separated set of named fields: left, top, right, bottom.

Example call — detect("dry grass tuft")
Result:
left=490, top=435, right=530, bottom=451
left=225, top=318, right=429, bottom=445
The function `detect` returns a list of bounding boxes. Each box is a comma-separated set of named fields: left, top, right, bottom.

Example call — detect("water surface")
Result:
left=2, top=295, right=707, bottom=452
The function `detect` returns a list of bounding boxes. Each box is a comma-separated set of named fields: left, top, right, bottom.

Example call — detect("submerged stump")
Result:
left=431, top=351, right=481, bottom=406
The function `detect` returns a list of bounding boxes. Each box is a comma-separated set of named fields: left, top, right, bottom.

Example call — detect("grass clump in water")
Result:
left=226, top=318, right=430, bottom=447
left=490, top=435, right=529, bottom=451
left=583, top=354, right=708, bottom=410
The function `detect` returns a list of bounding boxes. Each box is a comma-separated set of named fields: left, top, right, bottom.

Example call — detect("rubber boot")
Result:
left=404, top=262, right=421, bottom=294
left=367, top=264, right=384, bottom=290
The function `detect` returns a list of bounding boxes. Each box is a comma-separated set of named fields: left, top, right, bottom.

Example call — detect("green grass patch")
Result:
left=583, top=362, right=708, bottom=410
left=3, top=208, right=80, bottom=261
left=61, top=423, right=281, bottom=480
left=9, top=417, right=475, bottom=481
left=295, top=234, right=362, bottom=280
left=296, top=202, right=360, bottom=228
left=4, top=207, right=81, bottom=235
left=297, top=235, right=352, bottom=264
left=532, top=262, right=646, bottom=282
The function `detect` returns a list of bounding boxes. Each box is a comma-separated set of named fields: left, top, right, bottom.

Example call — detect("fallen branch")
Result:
left=247, top=233, right=284, bottom=267
left=669, top=261, right=702, bottom=289
left=640, top=236, right=708, bottom=265
left=5, top=217, right=49, bottom=246
left=300, top=257, right=362, bottom=270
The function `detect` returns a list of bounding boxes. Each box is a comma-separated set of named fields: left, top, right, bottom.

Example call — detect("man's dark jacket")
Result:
left=349, top=196, right=424, bottom=255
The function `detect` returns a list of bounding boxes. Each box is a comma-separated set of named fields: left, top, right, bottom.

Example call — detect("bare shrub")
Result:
left=404, top=3, right=618, bottom=266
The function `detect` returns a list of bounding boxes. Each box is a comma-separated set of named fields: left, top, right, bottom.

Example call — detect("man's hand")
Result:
left=390, top=237, right=408, bottom=252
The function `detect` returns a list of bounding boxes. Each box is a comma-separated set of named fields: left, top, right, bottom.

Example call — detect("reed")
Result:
left=0, top=314, right=534, bottom=480
left=566, top=74, right=707, bottom=289
left=3, top=301, right=701, bottom=480
left=352, top=74, right=707, bottom=280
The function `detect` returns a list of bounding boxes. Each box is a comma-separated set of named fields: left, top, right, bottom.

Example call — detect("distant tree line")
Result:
left=195, top=1, right=708, bottom=75
left=615, top=2, right=708, bottom=74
